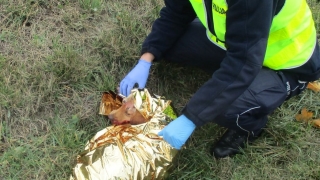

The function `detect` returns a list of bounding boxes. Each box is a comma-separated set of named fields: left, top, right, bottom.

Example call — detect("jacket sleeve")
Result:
left=141, top=0, right=196, bottom=61
left=182, top=0, right=275, bottom=126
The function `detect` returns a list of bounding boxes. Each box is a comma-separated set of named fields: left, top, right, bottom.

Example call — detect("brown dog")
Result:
left=107, top=94, right=147, bottom=125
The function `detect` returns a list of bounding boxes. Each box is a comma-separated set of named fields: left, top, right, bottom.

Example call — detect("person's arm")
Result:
left=120, top=0, right=195, bottom=96
left=141, top=0, right=196, bottom=62
left=182, top=0, right=274, bottom=126
left=140, top=52, right=154, bottom=63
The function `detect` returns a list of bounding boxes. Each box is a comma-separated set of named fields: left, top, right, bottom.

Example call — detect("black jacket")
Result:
left=141, top=0, right=320, bottom=126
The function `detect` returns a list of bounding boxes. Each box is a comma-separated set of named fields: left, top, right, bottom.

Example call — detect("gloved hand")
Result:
left=120, top=59, right=151, bottom=96
left=158, top=115, right=196, bottom=149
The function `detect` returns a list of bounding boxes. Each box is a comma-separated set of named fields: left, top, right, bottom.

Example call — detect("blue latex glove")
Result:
left=120, top=59, right=151, bottom=96
left=158, top=115, right=196, bottom=149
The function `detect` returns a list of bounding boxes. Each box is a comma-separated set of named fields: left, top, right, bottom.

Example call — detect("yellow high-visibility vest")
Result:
left=189, top=0, right=317, bottom=70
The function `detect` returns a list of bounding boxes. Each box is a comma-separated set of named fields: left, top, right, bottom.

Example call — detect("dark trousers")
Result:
left=162, top=19, right=307, bottom=135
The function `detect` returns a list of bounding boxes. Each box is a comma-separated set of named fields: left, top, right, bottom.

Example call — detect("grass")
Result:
left=0, top=0, right=320, bottom=179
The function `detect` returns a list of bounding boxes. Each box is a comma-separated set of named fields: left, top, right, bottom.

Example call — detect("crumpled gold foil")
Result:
left=70, top=89, right=178, bottom=180
left=98, top=90, right=123, bottom=116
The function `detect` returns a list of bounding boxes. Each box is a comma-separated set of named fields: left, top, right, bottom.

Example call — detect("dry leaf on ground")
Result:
left=295, top=108, right=320, bottom=129
left=295, top=108, right=313, bottom=122
left=307, top=81, right=320, bottom=92
left=312, top=119, right=320, bottom=128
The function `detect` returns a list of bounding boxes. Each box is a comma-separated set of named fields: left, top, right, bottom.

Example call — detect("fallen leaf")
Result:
left=307, top=81, right=320, bottom=92
left=295, top=108, right=313, bottom=122
left=312, top=119, right=320, bottom=128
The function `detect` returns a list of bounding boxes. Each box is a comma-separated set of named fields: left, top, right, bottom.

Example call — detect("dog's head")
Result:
left=107, top=94, right=147, bottom=125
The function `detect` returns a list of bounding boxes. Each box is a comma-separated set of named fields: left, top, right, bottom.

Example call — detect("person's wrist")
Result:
left=140, top=52, right=154, bottom=63
left=138, top=59, right=151, bottom=70
left=180, top=115, right=196, bottom=128
left=139, top=59, right=151, bottom=65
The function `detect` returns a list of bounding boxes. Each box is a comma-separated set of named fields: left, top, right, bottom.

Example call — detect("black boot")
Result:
left=210, top=129, right=261, bottom=159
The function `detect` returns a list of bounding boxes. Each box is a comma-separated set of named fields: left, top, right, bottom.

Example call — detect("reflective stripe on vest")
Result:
left=189, top=0, right=317, bottom=70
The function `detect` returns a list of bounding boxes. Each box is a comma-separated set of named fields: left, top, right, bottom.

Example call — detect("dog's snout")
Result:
left=107, top=112, right=114, bottom=120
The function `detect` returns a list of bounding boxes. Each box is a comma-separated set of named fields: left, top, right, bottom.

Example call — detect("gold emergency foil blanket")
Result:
left=70, top=89, right=178, bottom=180
left=98, top=90, right=123, bottom=116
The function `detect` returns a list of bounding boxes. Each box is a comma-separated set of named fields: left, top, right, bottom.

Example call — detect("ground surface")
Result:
left=1, top=0, right=320, bottom=179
